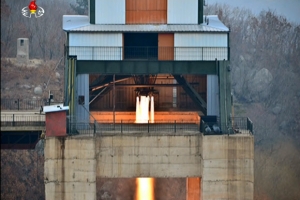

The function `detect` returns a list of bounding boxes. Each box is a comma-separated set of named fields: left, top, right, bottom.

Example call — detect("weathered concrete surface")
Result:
left=44, top=137, right=96, bottom=200
left=44, top=133, right=254, bottom=200
left=96, top=135, right=202, bottom=178
left=202, top=134, right=254, bottom=200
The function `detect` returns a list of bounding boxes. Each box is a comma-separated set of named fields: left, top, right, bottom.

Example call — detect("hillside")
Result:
left=1, top=58, right=64, bottom=102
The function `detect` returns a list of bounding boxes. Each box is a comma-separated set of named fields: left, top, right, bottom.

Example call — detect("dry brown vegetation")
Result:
left=0, top=150, right=44, bottom=200
left=1, top=58, right=64, bottom=101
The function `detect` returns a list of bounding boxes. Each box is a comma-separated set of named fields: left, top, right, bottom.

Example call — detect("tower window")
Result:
left=20, top=40, right=24, bottom=46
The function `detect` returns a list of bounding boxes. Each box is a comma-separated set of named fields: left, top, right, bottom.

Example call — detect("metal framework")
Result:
left=65, top=55, right=232, bottom=127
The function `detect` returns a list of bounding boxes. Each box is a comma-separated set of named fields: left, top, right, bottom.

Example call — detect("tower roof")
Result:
left=63, top=15, right=229, bottom=33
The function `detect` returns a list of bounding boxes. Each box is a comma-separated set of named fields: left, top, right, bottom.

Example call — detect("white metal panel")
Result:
left=175, top=33, right=227, bottom=47
left=174, top=33, right=228, bottom=60
left=167, top=0, right=198, bottom=24
left=69, top=33, right=123, bottom=60
left=76, top=74, right=90, bottom=123
left=69, top=33, right=122, bottom=46
left=207, top=75, right=219, bottom=116
left=95, top=0, right=125, bottom=24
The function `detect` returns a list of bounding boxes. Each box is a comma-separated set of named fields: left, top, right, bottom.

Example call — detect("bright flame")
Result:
left=150, top=96, right=154, bottom=123
left=135, top=96, right=154, bottom=123
left=136, top=178, right=154, bottom=200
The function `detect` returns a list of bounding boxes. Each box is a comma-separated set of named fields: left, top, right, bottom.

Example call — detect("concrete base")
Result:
left=44, top=133, right=254, bottom=200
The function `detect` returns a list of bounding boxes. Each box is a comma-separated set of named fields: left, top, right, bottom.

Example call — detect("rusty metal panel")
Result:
left=126, top=0, right=167, bottom=24
left=157, top=0, right=167, bottom=10
left=137, top=0, right=147, bottom=10
left=126, top=0, right=135, bottom=10
left=158, top=33, right=174, bottom=60
left=147, top=0, right=157, bottom=10
left=45, top=111, right=67, bottom=137
left=168, top=0, right=198, bottom=24
left=95, top=0, right=125, bottom=24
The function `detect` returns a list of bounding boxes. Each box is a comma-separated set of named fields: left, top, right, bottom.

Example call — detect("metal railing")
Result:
left=1, top=114, right=45, bottom=127
left=66, top=46, right=229, bottom=61
left=67, top=117, right=200, bottom=136
left=200, top=116, right=253, bottom=135
left=1, top=99, right=63, bottom=111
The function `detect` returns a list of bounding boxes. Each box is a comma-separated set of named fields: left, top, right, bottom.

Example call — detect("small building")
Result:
left=16, top=38, right=29, bottom=64
left=43, top=104, right=69, bottom=137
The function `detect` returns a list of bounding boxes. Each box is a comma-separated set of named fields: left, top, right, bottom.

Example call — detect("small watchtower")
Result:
left=16, top=38, right=29, bottom=64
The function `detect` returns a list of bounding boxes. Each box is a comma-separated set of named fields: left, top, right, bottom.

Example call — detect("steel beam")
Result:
left=76, top=60, right=217, bottom=75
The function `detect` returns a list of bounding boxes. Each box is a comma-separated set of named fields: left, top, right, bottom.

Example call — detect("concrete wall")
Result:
left=202, top=134, right=254, bottom=200
left=44, top=133, right=254, bottom=200
left=96, top=135, right=202, bottom=178
left=44, top=137, right=96, bottom=200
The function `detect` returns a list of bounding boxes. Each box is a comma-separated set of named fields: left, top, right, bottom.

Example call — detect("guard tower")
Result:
left=16, top=38, right=29, bottom=64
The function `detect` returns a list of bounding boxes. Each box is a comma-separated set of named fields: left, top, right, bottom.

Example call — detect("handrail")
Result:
left=200, top=116, right=253, bottom=135
left=1, top=99, right=64, bottom=111
left=65, top=46, right=229, bottom=61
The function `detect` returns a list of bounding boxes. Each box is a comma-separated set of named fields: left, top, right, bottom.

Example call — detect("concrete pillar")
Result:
left=201, top=135, right=254, bottom=200
left=44, top=137, right=96, bottom=200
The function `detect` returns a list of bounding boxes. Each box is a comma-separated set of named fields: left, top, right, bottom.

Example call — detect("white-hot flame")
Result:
left=135, top=96, right=154, bottom=123
left=135, top=178, right=154, bottom=200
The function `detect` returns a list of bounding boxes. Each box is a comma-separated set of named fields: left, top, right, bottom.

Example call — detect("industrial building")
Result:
left=43, top=0, right=254, bottom=199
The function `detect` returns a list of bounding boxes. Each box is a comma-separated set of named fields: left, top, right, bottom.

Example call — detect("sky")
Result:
left=207, top=0, right=300, bottom=23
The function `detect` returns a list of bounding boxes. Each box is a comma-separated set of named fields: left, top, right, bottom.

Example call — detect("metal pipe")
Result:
left=113, top=74, right=115, bottom=130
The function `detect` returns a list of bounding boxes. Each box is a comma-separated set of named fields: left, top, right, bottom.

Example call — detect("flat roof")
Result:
left=63, top=15, right=229, bottom=33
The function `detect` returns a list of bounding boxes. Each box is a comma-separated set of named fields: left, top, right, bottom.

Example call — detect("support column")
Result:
left=201, top=135, right=254, bottom=200
left=44, top=137, right=96, bottom=200
left=218, top=60, right=232, bottom=130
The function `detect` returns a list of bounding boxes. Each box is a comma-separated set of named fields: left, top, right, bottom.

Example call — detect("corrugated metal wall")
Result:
left=167, top=0, right=198, bottom=24
left=174, top=33, right=228, bottom=60
left=207, top=75, right=219, bottom=116
left=95, top=0, right=125, bottom=24
left=175, top=33, right=227, bottom=47
left=76, top=74, right=90, bottom=122
left=69, top=33, right=123, bottom=60
left=126, top=0, right=167, bottom=24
